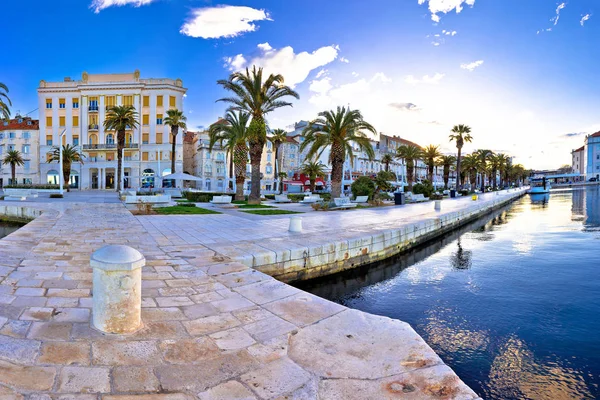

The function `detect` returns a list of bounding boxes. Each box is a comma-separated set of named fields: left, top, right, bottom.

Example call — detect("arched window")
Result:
left=89, top=134, right=98, bottom=145
left=127, top=134, right=133, bottom=144
left=205, top=163, right=212, bottom=173
left=47, top=170, right=59, bottom=185
left=217, top=153, right=225, bottom=161
left=106, top=134, right=115, bottom=144
left=142, top=168, right=155, bottom=188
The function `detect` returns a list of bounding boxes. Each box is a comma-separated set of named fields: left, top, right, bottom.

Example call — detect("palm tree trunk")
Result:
left=247, top=117, right=265, bottom=204
left=171, top=127, right=177, bottom=174
left=310, top=179, right=315, bottom=193
left=330, top=143, right=344, bottom=198
left=481, top=171, right=486, bottom=192
left=116, top=129, right=124, bottom=192
left=235, top=175, right=245, bottom=201
left=228, top=154, right=234, bottom=191
left=428, top=164, right=434, bottom=182
left=233, top=143, right=247, bottom=201
left=456, top=148, right=462, bottom=189
left=11, top=164, right=15, bottom=185
left=407, top=162, right=414, bottom=192
left=63, top=162, right=71, bottom=193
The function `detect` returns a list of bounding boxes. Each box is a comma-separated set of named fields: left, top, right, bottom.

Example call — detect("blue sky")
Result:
left=3, top=0, right=600, bottom=168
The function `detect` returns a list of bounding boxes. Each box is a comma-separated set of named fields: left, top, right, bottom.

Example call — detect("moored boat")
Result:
left=529, top=176, right=551, bottom=194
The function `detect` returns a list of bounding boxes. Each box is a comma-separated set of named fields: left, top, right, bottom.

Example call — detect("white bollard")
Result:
left=91, top=245, right=145, bottom=334
left=434, top=200, right=442, bottom=211
left=289, top=216, right=303, bottom=233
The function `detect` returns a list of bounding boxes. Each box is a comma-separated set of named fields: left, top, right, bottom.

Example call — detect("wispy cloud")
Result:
left=180, top=5, right=271, bottom=39
left=418, top=0, right=475, bottom=23
left=90, top=0, right=155, bottom=13
left=538, top=2, right=566, bottom=33
left=460, top=60, right=484, bottom=71
left=339, top=57, right=350, bottom=63
left=581, top=14, right=591, bottom=26
left=389, top=102, right=421, bottom=112
left=404, top=73, right=445, bottom=85
left=562, top=132, right=586, bottom=137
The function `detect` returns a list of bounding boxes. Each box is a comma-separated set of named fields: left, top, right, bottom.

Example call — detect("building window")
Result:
left=217, top=153, right=224, bottom=161
left=22, top=132, right=30, bottom=140
left=27, top=120, right=32, bottom=125
left=142, top=114, right=149, bottom=125
left=123, top=95, right=133, bottom=106
left=46, top=116, right=52, bottom=127
left=142, top=133, right=149, bottom=144
left=46, top=135, right=52, bottom=146
left=59, top=98, right=66, bottom=109
left=107, top=153, right=114, bottom=161
left=73, top=99, right=79, bottom=108
left=73, top=136, right=79, bottom=146
left=0, top=133, right=3, bottom=139
left=46, top=99, right=52, bottom=109
left=266, top=166, right=272, bottom=174
left=267, top=154, right=272, bottom=162
left=169, top=96, right=176, bottom=108
left=142, top=152, right=149, bottom=161
left=156, top=133, right=163, bottom=144
left=89, top=98, right=99, bottom=111
left=143, top=96, right=149, bottom=107
left=59, top=116, right=66, bottom=127
left=22, top=145, right=30, bottom=154
left=157, top=96, right=163, bottom=107
left=8, top=132, right=16, bottom=139
left=156, top=114, right=163, bottom=125
left=106, top=134, right=115, bottom=144
left=23, top=160, right=30, bottom=170
left=73, top=116, right=79, bottom=127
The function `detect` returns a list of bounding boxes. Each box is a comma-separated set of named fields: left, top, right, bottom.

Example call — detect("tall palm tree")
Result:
left=438, top=155, right=457, bottom=190
left=422, top=144, right=442, bottom=183
left=217, top=66, right=299, bottom=204
left=300, top=106, right=376, bottom=198
left=0, top=82, right=11, bottom=119
left=2, top=150, right=24, bottom=185
left=449, top=124, right=473, bottom=189
left=300, top=161, right=326, bottom=192
left=461, top=154, right=481, bottom=190
left=208, top=111, right=250, bottom=201
left=277, top=172, right=288, bottom=194
left=269, top=128, right=287, bottom=193
left=495, top=153, right=510, bottom=188
left=104, top=105, right=139, bottom=192
left=396, top=145, right=423, bottom=192
left=381, top=153, right=393, bottom=172
left=49, top=144, right=85, bottom=192
left=164, top=109, right=187, bottom=174
left=475, top=149, right=494, bottom=191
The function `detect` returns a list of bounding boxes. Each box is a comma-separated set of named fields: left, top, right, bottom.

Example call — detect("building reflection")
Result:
left=570, top=187, right=600, bottom=230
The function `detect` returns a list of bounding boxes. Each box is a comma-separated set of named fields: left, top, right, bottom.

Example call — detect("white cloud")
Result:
left=404, top=73, right=445, bottom=85
left=339, top=57, right=350, bottom=63
left=352, top=72, right=359, bottom=77
left=551, top=3, right=566, bottom=26
left=224, top=43, right=339, bottom=87
left=308, top=73, right=391, bottom=108
left=90, top=0, right=155, bottom=13
left=418, top=0, right=475, bottom=22
left=309, top=78, right=332, bottom=95
left=180, top=6, right=271, bottom=39
left=442, top=29, right=457, bottom=36
left=460, top=60, right=484, bottom=71
left=581, top=14, right=591, bottom=26
left=315, top=69, right=328, bottom=79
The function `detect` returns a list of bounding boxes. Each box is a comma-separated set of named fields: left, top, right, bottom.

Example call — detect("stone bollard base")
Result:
left=289, top=216, right=302, bottom=233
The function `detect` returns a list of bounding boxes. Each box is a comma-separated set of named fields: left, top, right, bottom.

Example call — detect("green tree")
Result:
left=461, top=153, right=481, bottom=190
left=300, top=160, right=326, bottom=192
left=49, top=144, right=85, bottom=192
left=104, top=105, right=139, bottom=191
left=0, top=82, right=11, bottom=119
left=449, top=124, right=473, bottom=189
left=396, top=145, right=423, bottom=192
left=438, top=155, right=457, bottom=190
left=217, top=66, right=299, bottom=204
left=208, top=111, right=250, bottom=201
left=495, top=153, right=511, bottom=188
left=422, top=144, right=442, bottom=183
left=277, top=172, right=288, bottom=193
left=164, top=108, right=187, bottom=174
left=301, top=106, right=376, bottom=198
left=374, top=170, right=396, bottom=194
left=381, top=153, right=393, bottom=172
left=475, top=149, right=494, bottom=191
left=2, top=150, right=24, bottom=185
left=351, top=176, right=376, bottom=199
left=269, top=128, right=287, bottom=193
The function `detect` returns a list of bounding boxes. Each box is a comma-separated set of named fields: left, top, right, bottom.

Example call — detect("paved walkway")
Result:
left=0, top=191, right=508, bottom=399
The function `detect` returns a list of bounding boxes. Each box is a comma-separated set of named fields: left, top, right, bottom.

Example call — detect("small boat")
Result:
left=529, top=176, right=551, bottom=194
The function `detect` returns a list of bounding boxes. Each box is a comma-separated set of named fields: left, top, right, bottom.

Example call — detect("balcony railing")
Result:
left=89, top=124, right=99, bottom=130
left=89, top=106, right=99, bottom=112
left=82, top=143, right=139, bottom=150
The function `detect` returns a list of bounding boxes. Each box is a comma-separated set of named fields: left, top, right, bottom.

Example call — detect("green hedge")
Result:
left=4, top=184, right=59, bottom=189
left=265, top=194, right=276, bottom=200
left=183, top=192, right=233, bottom=202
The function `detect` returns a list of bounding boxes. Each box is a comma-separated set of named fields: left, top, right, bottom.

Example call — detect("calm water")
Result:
left=297, top=187, right=600, bottom=400
left=0, top=221, right=22, bottom=239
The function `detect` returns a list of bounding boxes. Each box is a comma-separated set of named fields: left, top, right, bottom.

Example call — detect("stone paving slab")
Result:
left=0, top=191, right=498, bottom=399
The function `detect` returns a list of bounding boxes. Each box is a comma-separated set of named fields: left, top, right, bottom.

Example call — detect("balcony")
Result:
left=82, top=143, right=139, bottom=151
left=89, top=106, right=99, bottom=112
left=89, top=124, right=99, bottom=131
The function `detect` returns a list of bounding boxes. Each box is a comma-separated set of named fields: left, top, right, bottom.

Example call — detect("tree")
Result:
left=438, top=155, right=456, bottom=190
left=164, top=108, right=187, bottom=174
left=208, top=111, right=250, bottom=201
left=461, top=153, right=481, bottom=190
left=475, top=149, right=494, bottom=191
left=381, top=153, right=393, bottom=172
left=351, top=176, right=376, bottom=199
left=49, top=144, right=84, bottom=192
left=217, top=66, right=299, bottom=204
left=422, top=144, right=442, bottom=184
left=300, top=160, right=326, bottom=192
left=449, top=124, right=473, bottom=189
left=2, top=150, right=24, bottom=185
left=277, top=172, right=287, bottom=193
left=374, top=170, right=396, bottom=194
left=104, top=105, right=139, bottom=191
left=301, top=106, right=376, bottom=198
left=0, top=82, right=11, bottom=120
left=269, top=128, right=287, bottom=193
left=396, top=145, right=423, bottom=192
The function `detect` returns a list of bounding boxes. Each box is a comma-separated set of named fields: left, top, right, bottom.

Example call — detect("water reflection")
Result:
left=571, top=187, right=600, bottom=230
left=0, top=221, right=21, bottom=239
left=530, top=193, right=550, bottom=206
left=451, top=239, right=472, bottom=269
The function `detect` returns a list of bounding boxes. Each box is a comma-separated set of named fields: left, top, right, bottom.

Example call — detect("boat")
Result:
left=529, top=176, right=551, bottom=194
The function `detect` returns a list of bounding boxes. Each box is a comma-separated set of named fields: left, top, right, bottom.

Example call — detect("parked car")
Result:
left=589, top=177, right=597, bottom=182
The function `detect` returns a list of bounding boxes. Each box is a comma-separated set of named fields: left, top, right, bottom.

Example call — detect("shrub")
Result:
left=412, top=180, right=434, bottom=197
left=135, top=200, right=153, bottom=214
left=430, top=193, right=443, bottom=200
left=459, top=189, right=469, bottom=196
left=49, top=194, right=64, bottom=199
left=183, top=192, right=229, bottom=202
left=311, top=202, right=322, bottom=211
left=265, top=194, right=275, bottom=200
left=351, top=176, right=375, bottom=199
left=178, top=203, right=197, bottom=208
left=375, top=192, right=392, bottom=200
left=5, top=184, right=59, bottom=190
left=288, top=194, right=308, bottom=202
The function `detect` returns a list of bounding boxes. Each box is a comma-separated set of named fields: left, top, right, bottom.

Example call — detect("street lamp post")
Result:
left=59, top=129, right=66, bottom=195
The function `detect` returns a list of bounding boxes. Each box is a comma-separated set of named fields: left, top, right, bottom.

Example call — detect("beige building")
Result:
left=572, top=145, right=585, bottom=175
left=37, top=71, right=186, bottom=190
left=0, top=116, right=40, bottom=187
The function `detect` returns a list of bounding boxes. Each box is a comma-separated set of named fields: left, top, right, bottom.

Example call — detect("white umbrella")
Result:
left=161, top=172, right=203, bottom=181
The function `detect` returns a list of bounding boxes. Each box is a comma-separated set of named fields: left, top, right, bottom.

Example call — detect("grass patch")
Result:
left=241, top=209, right=303, bottom=215
left=154, top=206, right=222, bottom=215
left=236, top=204, right=277, bottom=209
left=232, top=200, right=247, bottom=204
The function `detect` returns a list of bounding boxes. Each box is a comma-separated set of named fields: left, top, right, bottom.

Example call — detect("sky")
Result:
left=3, top=0, right=600, bottom=169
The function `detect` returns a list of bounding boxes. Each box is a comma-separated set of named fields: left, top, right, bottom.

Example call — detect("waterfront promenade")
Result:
left=0, top=190, right=525, bottom=399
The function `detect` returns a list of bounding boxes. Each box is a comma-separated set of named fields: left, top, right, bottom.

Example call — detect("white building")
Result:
left=37, top=71, right=186, bottom=190
left=584, top=132, right=600, bottom=180
left=0, top=116, right=40, bottom=187
left=572, top=145, right=585, bottom=176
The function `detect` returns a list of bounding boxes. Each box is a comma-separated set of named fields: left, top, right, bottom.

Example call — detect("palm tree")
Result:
left=164, top=109, right=187, bottom=174
left=300, top=106, right=376, bottom=198
left=0, top=82, right=11, bottom=119
left=422, top=144, right=442, bottom=184
left=396, top=145, right=423, bottom=192
left=2, top=150, right=24, bottom=185
left=461, top=154, right=481, bottom=190
left=277, top=172, right=288, bottom=193
left=269, top=128, right=287, bottom=193
left=208, top=111, right=250, bottom=201
left=104, top=105, right=139, bottom=191
left=381, top=153, right=393, bottom=172
left=217, top=66, right=299, bottom=204
left=49, top=144, right=85, bottom=192
left=449, top=124, right=473, bottom=189
left=495, top=153, right=510, bottom=188
left=438, top=155, right=457, bottom=190
left=300, top=161, right=326, bottom=192
left=475, top=149, right=494, bottom=191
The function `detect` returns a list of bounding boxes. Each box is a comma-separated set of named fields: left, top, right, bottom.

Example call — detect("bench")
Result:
left=406, top=193, right=429, bottom=203
left=332, top=197, right=358, bottom=209
left=210, top=195, right=233, bottom=205
left=351, top=195, right=369, bottom=204
left=274, top=194, right=292, bottom=203
left=3, top=189, right=33, bottom=201
left=164, top=188, right=183, bottom=198
left=299, top=195, right=322, bottom=204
